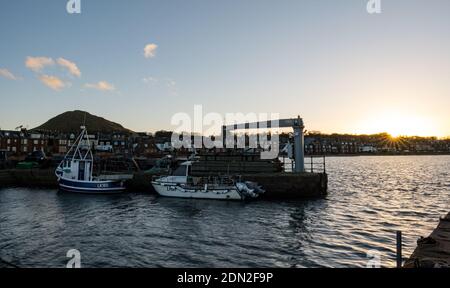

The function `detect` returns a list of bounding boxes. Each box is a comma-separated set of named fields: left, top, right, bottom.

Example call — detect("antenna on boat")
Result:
left=80, top=111, right=87, bottom=131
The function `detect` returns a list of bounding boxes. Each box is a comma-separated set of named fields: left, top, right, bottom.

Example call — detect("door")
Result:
left=78, top=161, right=85, bottom=181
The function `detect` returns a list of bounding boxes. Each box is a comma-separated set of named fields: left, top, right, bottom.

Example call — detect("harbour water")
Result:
left=1, top=156, right=449, bottom=268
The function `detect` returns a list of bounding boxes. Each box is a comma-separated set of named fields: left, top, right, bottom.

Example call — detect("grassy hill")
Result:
left=33, top=110, right=132, bottom=133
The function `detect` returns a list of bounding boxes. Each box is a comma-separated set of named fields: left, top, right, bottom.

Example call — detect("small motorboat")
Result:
left=151, top=161, right=265, bottom=201
left=55, top=126, right=131, bottom=194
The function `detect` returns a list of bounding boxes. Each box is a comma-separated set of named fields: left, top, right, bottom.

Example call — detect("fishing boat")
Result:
left=55, top=126, right=130, bottom=194
left=151, top=161, right=265, bottom=200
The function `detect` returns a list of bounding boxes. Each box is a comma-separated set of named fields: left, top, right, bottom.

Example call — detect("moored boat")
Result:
left=151, top=161, right=265, bottom=200
left=55, top=126, right=131, bottom=194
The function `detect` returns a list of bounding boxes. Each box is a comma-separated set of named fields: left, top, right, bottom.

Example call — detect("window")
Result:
left=173, top=165, right=187, bottom=176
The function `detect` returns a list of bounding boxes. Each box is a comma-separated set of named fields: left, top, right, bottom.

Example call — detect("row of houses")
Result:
left=2, top=129, right=449, bottom=157
left=302, top=133, right=450, bottom=155
left=0, top=129, right=161, bottom=157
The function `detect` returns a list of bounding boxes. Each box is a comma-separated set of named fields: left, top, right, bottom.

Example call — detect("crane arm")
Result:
left=222, top=116, right=304, bottom=131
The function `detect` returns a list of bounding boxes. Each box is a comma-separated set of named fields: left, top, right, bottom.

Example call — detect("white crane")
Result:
left=222, top=116, right=305, bottom=173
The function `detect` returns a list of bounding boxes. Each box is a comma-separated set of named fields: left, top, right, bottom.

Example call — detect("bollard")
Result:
left=396, top=231, right=402, bottom=268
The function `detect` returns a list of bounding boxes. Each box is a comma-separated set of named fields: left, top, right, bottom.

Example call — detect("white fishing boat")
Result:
left=55, top=126, right=131, bottom=194
left=151, top=161, right=265, bottom=200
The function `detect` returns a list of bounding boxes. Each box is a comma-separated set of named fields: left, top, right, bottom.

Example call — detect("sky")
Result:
left=0, top=0, right=449, bottom=137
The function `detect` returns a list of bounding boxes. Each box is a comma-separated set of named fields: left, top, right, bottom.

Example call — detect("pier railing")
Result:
left=281, top=155, right=326, bottom=173
left=304, top=155, right=326, bottom=173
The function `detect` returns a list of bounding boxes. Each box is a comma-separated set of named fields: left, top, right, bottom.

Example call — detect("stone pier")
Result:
left=404, top=212, right=450, bottom=268
left=0, top=169, right=328, bottom=200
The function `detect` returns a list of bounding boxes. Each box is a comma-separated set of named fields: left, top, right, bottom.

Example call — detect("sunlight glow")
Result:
left=354, top=112, right=441, bottom=137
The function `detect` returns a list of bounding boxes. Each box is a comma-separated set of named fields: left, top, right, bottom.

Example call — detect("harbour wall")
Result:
left=0, top=169, right=59, bottom=188
left=0, top=170, right=15, bottom=186
left=0, top=169, right=328, bottom=199
left=404, top=212, right=450, bottom=268
left=244, top=172, right=328, bottom=199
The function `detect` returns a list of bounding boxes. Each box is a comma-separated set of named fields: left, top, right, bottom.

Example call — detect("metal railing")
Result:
left=304, top=155, right=326, bottom=173
left=281, top=154, right=326, bottom=173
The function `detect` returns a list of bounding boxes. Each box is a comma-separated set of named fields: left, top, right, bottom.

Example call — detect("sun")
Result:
left=355, top=112, right=440, bottom=137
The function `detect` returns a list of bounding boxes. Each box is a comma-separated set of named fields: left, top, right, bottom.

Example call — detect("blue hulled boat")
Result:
left=55, top=126, right=128, bottom=194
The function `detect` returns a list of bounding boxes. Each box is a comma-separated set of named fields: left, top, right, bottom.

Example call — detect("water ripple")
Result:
left=1, top=156, right=449, bottom=267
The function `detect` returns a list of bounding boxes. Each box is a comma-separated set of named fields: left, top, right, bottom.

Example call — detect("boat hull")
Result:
left=58, top=177, right=126, bottom=194
left=152, top=182, right=243, bottom=200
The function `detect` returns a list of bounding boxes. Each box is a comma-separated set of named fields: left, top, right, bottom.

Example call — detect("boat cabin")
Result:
left=56, top=126, right=94, bottom=182
left=60, top=158, right=92, bottom=181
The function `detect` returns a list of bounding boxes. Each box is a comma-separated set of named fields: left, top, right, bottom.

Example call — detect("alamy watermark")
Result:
left=66, top=249, right=81, bottom=268
left=67, top=1, right=380, bottom=15
left=367, top=0, right=382, bottom=14
left=366, top=250, right=381, bottom=268
left=171, top=105, right=280, bottom=160
left=66, top=0, right=81, bottom=14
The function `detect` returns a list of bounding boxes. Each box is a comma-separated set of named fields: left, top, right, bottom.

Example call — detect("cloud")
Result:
left=39, top=75, right=65, bottom=91
left=142, top=76, right=177, bottom=95
left=57, top=58, right=81, bottom=77
left=84, top=81, right=115, bottom=91
left=144, top=43, right=158, bottom=58
left=0, top=68, right=18, bottom=80
left=142, top=76, right=159, bottom=85
left=166, top=78, right=176, bottom=88
left=25, top=56, right=54, bottom=72
left=165, top=78, right=178, bottom=96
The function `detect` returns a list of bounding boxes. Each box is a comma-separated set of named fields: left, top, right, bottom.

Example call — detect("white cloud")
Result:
left=142, top=76, right=177, bottom=95
left=25, top=56, right=54, bottom=72
left=39, top=75, right=65, bottom=91
left=0, top=68, right=18, bottom=80
left=142, top=76, right=158, bottom=85
left=84, top=81, right=115, bottom=91
left=144, top=43, right=158, bottom=58
left=57, top=58, right=81, bottom=77
left=165, top=78, right=178, bottom=96
left=166, top=78, right=176, bottom=88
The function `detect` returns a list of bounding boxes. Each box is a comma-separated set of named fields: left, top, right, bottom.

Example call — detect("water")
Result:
left=1, top=156, right=449, bottom=268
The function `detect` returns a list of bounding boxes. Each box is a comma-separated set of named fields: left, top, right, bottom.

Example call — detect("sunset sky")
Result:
left=1, top=0, right=449, bottom=137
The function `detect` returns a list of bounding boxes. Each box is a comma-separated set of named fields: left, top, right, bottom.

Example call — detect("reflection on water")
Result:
left=1, top=156, right=449, bottom=267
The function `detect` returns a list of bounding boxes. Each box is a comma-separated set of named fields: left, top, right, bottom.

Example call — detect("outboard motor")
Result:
left=236, top=181, right=265, bottom=199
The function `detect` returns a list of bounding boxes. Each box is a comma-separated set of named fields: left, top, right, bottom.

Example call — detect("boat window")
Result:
left=173, top=165, right=187, bottom=176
